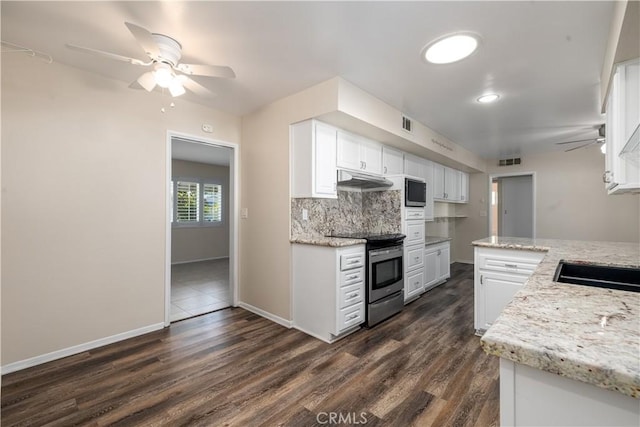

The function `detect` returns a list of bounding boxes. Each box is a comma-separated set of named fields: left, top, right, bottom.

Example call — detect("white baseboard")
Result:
left=1, top=322, right=165, bottom=375
left=171, top=256, right=229, bottom=265
left=237, top=301, right=292, bottom=329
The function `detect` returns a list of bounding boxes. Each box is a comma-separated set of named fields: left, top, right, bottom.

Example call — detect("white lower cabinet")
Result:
left=403, top=212, right=425, bottom=303
left=293, top=244, right=366, bottom=343
left=423, top=241, right=450, bottom=290
left=474, top=247, right=545, bottom=334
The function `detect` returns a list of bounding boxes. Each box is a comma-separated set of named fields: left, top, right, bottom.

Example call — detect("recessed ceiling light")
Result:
left=477, top=93, right=500, bottom=103
left=422, top=33, right=480, bottom=64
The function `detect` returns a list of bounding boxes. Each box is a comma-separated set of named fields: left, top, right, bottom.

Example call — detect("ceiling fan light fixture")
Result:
left=154, top=63, right=174, bottom=88
left=169, top=79, right=186, bottom=97
left=137, top=71, right=156, bottom=92
left=477, top=93, right=500, bottom=103
left=422, top=32, right=480, bottom=64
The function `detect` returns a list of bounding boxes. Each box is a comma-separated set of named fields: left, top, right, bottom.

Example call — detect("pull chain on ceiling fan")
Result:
left=66, top=22, right=235, bottom=98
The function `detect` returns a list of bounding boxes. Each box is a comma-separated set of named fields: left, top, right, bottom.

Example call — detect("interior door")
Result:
left=499, top=175, right=533, bottom=238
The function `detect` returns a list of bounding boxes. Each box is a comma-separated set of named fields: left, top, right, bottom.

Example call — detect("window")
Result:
left=172, top=179, right=223, bottom=226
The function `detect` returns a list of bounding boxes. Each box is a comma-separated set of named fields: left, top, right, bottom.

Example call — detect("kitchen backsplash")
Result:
left=291, top=190, right=402, bottom=239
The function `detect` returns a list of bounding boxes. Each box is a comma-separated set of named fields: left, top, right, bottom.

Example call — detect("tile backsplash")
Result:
left=291, top=190, right=402, bottom=239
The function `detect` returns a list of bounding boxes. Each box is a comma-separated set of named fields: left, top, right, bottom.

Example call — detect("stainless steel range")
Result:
left=330, top=233, right=405, bottom=326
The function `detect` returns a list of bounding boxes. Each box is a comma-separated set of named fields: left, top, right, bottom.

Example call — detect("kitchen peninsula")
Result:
left=474, top=237, right=640, bottom=426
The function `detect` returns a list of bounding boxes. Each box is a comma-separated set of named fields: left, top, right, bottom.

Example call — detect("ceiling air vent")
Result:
left=498, top=158, right=522, bottom=166
left=402, top=115, right=412, bottom=133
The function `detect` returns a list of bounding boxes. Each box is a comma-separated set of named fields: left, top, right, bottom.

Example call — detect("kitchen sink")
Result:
left=553, top=261, right=640, bottom=293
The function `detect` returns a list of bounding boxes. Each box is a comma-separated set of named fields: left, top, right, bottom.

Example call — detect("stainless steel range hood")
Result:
left=337, top=170, right=393, bottom=189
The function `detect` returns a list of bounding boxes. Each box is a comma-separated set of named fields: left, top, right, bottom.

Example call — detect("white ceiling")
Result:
left=1, top=1, right=614, bottom=159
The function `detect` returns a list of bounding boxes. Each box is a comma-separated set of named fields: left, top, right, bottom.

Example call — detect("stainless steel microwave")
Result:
left=405, top=178, right=426, bottom=207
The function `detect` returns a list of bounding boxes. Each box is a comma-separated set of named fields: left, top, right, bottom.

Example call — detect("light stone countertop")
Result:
left=290, top=236, right=366, bottom=247
left=473, top=236, right=640, bottom=398
left=425, top=236, right=452, bottom=246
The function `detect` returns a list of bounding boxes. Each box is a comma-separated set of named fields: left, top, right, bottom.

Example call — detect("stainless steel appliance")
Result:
left=330, top=232, right=405, bottom=326
left=405, top=177, right=426, bottom=207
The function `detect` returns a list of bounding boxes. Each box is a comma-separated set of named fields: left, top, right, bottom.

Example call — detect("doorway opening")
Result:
left=165, top=132, right=238, bottom=324
left=489, top=173, right=535, bottom=238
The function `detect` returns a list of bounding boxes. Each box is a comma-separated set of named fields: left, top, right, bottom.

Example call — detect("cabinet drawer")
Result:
left=406, top=270, right=424, bottom=294
left=405, top=222, right=425, bottom=245
left=405, top=208, right=425, bottom=220
left=476, top=249, right=544, bottom=275
left=337, top=303, right=364, bottom=332
left=405, top=245, right=425, bottom=271
left=339, top=283, right=364, bottom=309
left=341, top=267, right=364, bottom=286
left=340, top=252, right=365, bottom=271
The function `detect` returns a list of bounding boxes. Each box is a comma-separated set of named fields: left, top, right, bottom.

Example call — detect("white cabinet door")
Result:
left=423, top=249, right=438, bottom=288
left=404, top=153, right=425, bottom=178
left=433, top=163, right=445, bottom=199
left=459, top=171, right=469, bottom=203
left=336, top=131, right=362, bottom=171
left=439, top=245, right=450, bottom=280
left=424, top=160, right=434, bottom=220
left=445, top=167, right=460, bottom=201
left=405, top=269, right=424, bottom=300
left=314, top=122, right=338, bottom=196
left=478, top=271, right=523, bottom=330
left=382, top=146, right=404, bottom=175
left=360, top=138, right=382, bottom=175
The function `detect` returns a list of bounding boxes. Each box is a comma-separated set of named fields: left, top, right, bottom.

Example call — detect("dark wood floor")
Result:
left=1, top=263, right=499, bottom=426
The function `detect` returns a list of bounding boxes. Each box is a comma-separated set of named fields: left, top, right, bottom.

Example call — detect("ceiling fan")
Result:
left=555, top=124, right=606, bottom=152
left=66, top=22, right=235, bottom=97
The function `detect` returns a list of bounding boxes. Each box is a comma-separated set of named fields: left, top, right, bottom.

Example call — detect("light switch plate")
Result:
left=302, top=208, right=309, bottom=221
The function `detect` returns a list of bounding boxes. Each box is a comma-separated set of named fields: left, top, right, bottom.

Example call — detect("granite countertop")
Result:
left=473, top=236, right=640, bottom=398
left=425, top=236, right=452, bottom=246
left=290, top=236, right=366, bottom=247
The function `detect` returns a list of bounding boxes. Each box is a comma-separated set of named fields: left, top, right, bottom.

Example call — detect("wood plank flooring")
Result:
left=1, top=263, right=499, bottom=426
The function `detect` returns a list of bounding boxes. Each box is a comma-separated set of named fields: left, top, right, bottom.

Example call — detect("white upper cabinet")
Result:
left=459, top=171, right=469, bottom=203
left=433, top=163, right=445, bottom=199
left=337, top=131, right=383, bottom=175
left=445, top=167, right=460, bottom=201
left=382, top=146, right=404, bottom=175
left=404, top=153, right=426, bottom=178
left=433, top=164, right=468, bottom=203
left=604, top=58, right=640, bottom=194
left=290, top=120, right=337, bottom=199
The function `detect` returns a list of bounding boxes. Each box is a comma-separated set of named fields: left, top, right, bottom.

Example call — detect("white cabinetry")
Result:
left=433, top=164, right=468, bottom=203
left=403, top=207, right=425, bottom=303
left=337, top=131, right=382, bottom=175
left=382, top=146, right=404, bottom=175
left=404, top=153, right=426, bottom=178
left=474, top=247, right=545, bottom=334
left=293, top=244, right=366, bottom=343
left=500, top=359, right=640, bottom=426
left=424, top=160, right=434, bottom=220
left=290, top=120, right=337, bottom=199
left=423, top=241, right=450, bottom=290
left=604, top=58, right=640, bottom=194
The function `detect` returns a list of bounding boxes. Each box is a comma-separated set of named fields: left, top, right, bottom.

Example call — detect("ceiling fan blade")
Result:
left=555, top=138, right=596, bottom=145
left=129, top=80, right=143, bottom=90
left=66, top=44, right=148, bottom=65
left=565, top=141, right=595, bottom=152
left=177, top=75, right=216, bottom=97
left=175, top=63, right=235, bottom=79
left=125, top=22, right=160, bottom=59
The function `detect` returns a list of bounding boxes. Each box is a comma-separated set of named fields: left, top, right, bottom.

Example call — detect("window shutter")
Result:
left=176, top=181, right=199, bottom=222
left=203, top=183, right=222, bottom=222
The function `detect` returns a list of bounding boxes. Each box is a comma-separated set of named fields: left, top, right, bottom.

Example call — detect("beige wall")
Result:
left=171, top=160, right=230, bottom=264
left=240, top=79, right=339, bottom=321
left=1, top=54, right=241, bottom=365
left=455, top=145, right=640, bottom=262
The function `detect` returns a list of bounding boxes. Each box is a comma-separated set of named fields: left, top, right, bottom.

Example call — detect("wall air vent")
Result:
left=402, top=115, right=412, bottom=133
left=498, top=158, right=522, bottom=166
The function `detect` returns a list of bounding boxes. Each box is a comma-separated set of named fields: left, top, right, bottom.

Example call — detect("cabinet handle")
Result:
left=363, top=161, right=367, bottom=170
left=414, top=256, right=420, bottom=262
left=348, top=260, right=359, bottom=265
left=505, top=263, right=518, bottom=269
left=384, top=166, right=388, bottom=174
left=602, top=171, right=612, bottom=183
left=480, top=275, right=483, bottom=285
left=347, top=274, right=358, bottom=280
left=437, top=250, right=441, bottom=256
left=348, top=292, right=359, bottom=299
left=347, top=314, right=359, bottom=320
